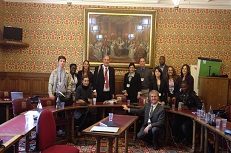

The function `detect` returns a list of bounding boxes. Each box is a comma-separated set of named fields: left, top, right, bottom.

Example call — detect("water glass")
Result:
left=205, top=113, right=209, bottom=123
left=222, top=119, right=227, bottom=127
left=60, top=102, right=65, bottom=109
left=216, top=119, right=221, bottom=128
left=178, top=102, right=183, bottom=110
left=197, top=109, right=201, bottom=117
left=92, top=98, right=96, bottom=105
left=172, top=104, right=175, bottom=110
left=127, top=100, right=130, bottom=106
left=109, top=113, right=113, bottom=122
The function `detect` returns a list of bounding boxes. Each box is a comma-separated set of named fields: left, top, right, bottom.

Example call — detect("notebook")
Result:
left=101, top=121, right=120, bottom=127
left=11, top=92, right=23, bottom=101
left=90, top=126, right=119, bottom=133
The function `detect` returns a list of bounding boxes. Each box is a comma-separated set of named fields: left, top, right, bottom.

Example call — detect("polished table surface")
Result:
left=82, top=114, right=138, bottom=153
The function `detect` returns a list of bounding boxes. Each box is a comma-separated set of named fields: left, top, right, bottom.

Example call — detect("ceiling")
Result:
left=4, top=0, right=231, bottom=10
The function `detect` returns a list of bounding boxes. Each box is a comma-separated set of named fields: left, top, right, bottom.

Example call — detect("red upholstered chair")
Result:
left=39, top=97, right=55, bottom=107
left=39, top=97, right=69, bottom=140
left=3, top=90, right=12, bottom=100
left=12, top=98, right=34, bottom=117
left=116, top=94, right=127, bottom=102
left=138, top=95, right=148, bottom=104
left=36, top=109, right=79, bottom=153
left=12, top=98, right=34, bottom=152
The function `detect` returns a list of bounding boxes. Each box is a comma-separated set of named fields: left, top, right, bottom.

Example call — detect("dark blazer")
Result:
left=123, top=72, right=141, bottom=103
left=130, top=103, right=165, bottom=128
left=93, top=64, right=115, bottom=98
left=152, top=78, right=167, bottom=103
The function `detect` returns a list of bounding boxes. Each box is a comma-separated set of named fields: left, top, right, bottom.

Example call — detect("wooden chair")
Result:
left=38, top=97, right=69, bottom=139
left=39, top=97, right=55, bottom=107
left=115, top=94, right=127, bottom=102
left=12, top=98, right=34, bottom=117
left=12, top=98, right=34, bottom=152
left=36, top=109, right=79, bottom=153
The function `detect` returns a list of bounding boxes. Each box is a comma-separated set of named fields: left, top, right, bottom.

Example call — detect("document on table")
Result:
left=90, top=126, right=119, bottom=133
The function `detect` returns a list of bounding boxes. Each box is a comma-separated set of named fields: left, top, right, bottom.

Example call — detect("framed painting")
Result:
left=84, top=8, right=157, bottom=68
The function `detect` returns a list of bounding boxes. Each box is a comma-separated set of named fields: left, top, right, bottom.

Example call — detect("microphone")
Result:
left=58, top=91, right=65, bottom=98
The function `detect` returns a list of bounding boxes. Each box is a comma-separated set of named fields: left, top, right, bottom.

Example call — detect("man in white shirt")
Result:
left=122, top=90, right=165, bottom=150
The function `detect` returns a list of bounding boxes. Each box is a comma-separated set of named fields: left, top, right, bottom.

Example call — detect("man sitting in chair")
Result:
left=122, top=90, right=165, bottom=150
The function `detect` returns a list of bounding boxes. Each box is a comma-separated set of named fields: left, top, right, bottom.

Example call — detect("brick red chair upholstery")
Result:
left=39, top=97, right=55, bottom=107
left=12, top=98, right=34, bottom=117
left=3, top=90, right=12, bottom=100
left=138, top=95, right=148, bottom=104
left=39, top=97, right=68, bottom=138
left=36, top=109, right=79, bottom=153
left=116, top=94, right=127, bottom=102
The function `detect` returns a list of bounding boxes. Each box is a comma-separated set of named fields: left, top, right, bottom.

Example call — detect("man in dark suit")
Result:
left=93, top=55, right=115, bottom=102
left=156, top=56, right=168, bottom=79
left=122, top=90, right=165, bottom=150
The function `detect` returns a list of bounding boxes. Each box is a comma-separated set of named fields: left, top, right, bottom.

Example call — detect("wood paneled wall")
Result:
left=0, top=72, right=124, bottom=98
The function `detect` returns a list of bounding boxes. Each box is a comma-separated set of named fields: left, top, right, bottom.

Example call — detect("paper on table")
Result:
left=90, top=126, right=119, bottom=133
left=24, top=111, right=39, bottom=116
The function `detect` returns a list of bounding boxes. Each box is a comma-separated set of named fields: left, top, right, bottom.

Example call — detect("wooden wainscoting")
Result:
left=0, top=72, right=124, bottom=98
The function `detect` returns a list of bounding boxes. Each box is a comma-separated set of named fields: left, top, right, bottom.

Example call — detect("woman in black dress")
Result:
left=123, top=63, right=141, bottom=103
left=77, top=60, right=94, bottom=88
left=180, top=64, right=194, bottom=92
left=152, top=67, right=167, bottom=105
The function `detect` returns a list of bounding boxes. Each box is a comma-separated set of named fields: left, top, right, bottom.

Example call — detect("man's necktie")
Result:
left=149, top=105, right=153, bottom=118
left=105, top=67, right=109, bottom=89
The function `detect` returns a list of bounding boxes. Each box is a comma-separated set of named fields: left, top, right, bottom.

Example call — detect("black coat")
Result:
left=93, top=64, right=115, bottom=100
left=123, top=72, right=141, bottom=103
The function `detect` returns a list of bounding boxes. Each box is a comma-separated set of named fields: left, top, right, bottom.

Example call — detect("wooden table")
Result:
left=166, top=109, right=198, bottom=152
left=0, top=100, right=12, bottom=121
left=0, top=134, right=22, bottom=153
left=82, top=114, right=138, bottom=153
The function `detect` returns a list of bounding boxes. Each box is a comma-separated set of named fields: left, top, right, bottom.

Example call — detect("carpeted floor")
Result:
left=18, top=133, right=189, bottom=153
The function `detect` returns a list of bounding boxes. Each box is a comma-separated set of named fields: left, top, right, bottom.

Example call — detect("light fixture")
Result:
left=128, top=34, right=135, bottom=40
left=142, top=18, right=151, bottom=28
left=96, top=34, right=103, bottom=41
left=136, top=25, right=144, bottom=33
left=172, top=0, right=180, bottom=8
left=91, top=25, right=99, bottom=34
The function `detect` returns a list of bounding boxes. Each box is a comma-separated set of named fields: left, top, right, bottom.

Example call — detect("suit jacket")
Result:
left=180, top=74, right=194, bottom=92
left=156, top=65, right=168, bottom=79
left=123, top=72, right=141, bottom=103
left=93, top=64, right=115, bottom=97
left=130, top=103, right=165, bottom=128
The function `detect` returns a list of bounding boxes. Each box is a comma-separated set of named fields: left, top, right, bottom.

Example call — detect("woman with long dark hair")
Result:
left=152, top=67, right=167, bottom=105
left=77, top=60, right=93, bottom=88
left=180, top=64, right=194, bottom=92
left=166, top=66, right=180, bottom=107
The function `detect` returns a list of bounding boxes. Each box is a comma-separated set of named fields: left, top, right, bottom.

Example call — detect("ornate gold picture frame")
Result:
left=84, top=8, right=157, bottom=68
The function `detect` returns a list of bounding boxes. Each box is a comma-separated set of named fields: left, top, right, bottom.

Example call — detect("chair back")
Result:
left=39, top=97, right=55, bottom=107
left=3, top=90, right=12, bottom=100
left=138, top=95, right=147, bottom=104
left=12, top=98, right=34, bottom=116
left=116, top=94, right=127, bottom=102
left=36, top=109, right=56, bottom=151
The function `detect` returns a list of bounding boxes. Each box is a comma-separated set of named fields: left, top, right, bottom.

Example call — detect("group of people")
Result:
left=48, top=55, right=202, bottom=149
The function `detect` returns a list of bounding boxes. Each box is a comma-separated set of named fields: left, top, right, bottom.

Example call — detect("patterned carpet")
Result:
left=18, top=134, right=189, bottom=153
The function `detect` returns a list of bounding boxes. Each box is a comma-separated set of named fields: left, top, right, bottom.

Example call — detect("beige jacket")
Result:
left=48, top=68, right=72, bottom=97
